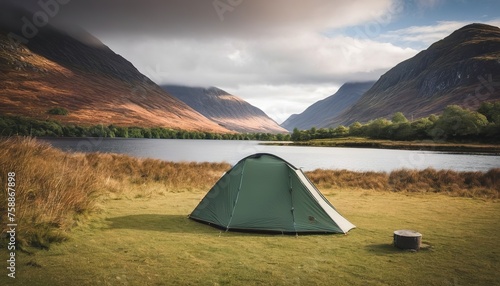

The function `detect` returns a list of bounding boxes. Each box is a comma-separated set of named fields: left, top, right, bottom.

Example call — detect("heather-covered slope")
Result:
left=0, top=9, right=229, bottom=133
left=329, top=23, right=500, bottom=127
left=162, top=85, right=288, bottom=133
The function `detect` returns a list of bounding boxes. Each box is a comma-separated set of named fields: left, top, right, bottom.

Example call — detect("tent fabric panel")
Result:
left=289, top=170, right=344, bottom=233
left=228, top=158, right=295, bottom=231
left=189, top=162, right=244, bottom=227
left=294, top=170, right=356, bottom=233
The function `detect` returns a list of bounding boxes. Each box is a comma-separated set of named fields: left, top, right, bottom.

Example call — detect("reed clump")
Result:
left=0, top=137, right=100, bottom=248
left=306, top=168, right=499, bottom=199
left=390, top=168, right=499, bottom=198
left=306, top=169, right=388, bottom=190
left=81, top=153, right=229, bottom=192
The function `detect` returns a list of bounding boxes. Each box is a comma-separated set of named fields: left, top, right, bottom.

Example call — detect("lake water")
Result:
left=39, top=138, right=500, bottom=172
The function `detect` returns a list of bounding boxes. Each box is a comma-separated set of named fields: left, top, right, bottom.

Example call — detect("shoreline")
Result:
left=261, top=138, right=500, bottom=154
left=6, top=135, right=499, bottom=154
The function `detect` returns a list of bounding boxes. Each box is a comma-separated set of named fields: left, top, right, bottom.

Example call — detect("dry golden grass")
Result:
left=0, top=137, right=100, bottom=248
left=306, top=169, right=388, bottom=190
left=0, top=137, right=230, bottom=248
left=82, top=152, right=230, bottom=193
left=306, top=168, right=500, bottom=199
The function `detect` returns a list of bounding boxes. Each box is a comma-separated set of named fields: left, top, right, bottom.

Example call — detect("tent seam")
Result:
left=226, top=160, right=246, bottom=231
left=289, top=170, right=298, bottom=235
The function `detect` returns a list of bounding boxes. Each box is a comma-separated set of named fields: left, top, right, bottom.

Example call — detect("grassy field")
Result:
left=4, top=189, right=499, bottom=285
left=0, top=137, right=499, bottom=285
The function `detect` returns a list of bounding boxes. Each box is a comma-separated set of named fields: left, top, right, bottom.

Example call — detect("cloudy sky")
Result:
left=9, top=0, right=500, bottom=123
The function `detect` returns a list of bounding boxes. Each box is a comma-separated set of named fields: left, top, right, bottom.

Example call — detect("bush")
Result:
left=47, top=107, right=69, bottom=116
left=430, top=105, right=488, bottom=138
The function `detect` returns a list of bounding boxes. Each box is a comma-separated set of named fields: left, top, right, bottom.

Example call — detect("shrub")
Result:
left=47, top=107, right=69, bottom=116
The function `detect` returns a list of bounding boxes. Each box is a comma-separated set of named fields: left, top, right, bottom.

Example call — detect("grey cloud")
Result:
left=8, top=0, right=393, bottom=37
left=3, top=0, right=418, bottom=121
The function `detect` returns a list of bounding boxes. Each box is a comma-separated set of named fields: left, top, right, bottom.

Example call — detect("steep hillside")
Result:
left=328, top=23, right=500, bottom=127
left=281, top=82, right=375, bottom=131
left=162, top=85, right=288, bottom=133
left=0, top=11, right=229, bottom=133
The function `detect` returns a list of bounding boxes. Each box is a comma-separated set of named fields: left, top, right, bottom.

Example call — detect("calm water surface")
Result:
left=40, top=138, right=500, bottom=172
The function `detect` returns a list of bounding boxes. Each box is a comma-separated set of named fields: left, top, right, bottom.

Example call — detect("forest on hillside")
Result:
left=291, top=101, right=500, bottom=142
left=0, top=114, right=290, bottom=141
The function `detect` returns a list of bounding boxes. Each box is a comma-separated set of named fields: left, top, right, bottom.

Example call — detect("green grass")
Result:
left=2, top=189, right=499, bottom=285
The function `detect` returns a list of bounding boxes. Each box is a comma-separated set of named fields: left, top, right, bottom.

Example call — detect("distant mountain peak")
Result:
left=281, top=81, right=375, bottom=131
left=455, top=22, right=500, bottom=32
left=162, top=85, right=288, bottom=133
left=326, top=23, right=500, bottom=127
left=0, top=24, right=230, bottom=133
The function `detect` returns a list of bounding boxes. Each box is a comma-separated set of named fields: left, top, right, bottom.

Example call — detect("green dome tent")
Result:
left=189, top=153, right=355, bottom=234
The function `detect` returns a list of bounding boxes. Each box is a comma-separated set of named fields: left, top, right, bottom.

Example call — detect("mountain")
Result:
left=0, top=8, right=229, bottom=133
left=327, top=23, right=500, bottom=127
left=281, top=81, right=375, bottom=131
left=161, top=85, right=288, bottom=133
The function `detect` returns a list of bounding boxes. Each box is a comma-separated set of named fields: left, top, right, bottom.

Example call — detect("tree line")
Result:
left=2, top=101, right=498, bottom=142
left=291, top=101, right=500, bottom=142
left=0, top=115, right=292, bottom=141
